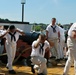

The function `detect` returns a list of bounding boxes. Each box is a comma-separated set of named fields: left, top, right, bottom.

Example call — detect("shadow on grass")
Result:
left=0, top=70, right=33, bottom=75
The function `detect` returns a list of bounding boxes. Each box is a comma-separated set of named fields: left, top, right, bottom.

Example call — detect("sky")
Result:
left=0, top=0, right=76, bottom=25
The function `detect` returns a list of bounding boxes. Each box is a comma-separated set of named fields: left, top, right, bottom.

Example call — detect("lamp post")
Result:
left=21, top=0, right=25, bottom=22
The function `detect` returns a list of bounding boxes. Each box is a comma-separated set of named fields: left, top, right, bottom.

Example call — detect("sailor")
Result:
left=63, top=23, right=76, bottom=75
left=0, top=25, right=25, bottom=74
left=0, top=28, right=4, bottom=54
left=31, top=33, right=50, bottom=75
left=46, top=18, right=60, bottom=60
left=0, top=26, right=9, bottom=54
left=57, top=25, right=65, bottom=60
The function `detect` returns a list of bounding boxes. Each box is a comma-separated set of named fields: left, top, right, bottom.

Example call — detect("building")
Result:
left=0, top=21, right=33, bottom=33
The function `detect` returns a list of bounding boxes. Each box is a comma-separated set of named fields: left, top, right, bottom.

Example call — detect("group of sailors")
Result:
left=46, top=18, right=68, bottom=61
left=0, top=17, right=75, bottom=75
left=30, top=18, right=69, bottom=75
left=46, top=18, right=76, bottom=75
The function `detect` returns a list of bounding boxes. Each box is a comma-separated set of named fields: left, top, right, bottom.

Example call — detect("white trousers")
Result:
left=63, top=37, right=76, bottom=75
left=58, top=39, right=64, bottom=59
left=31, top=56, right=47, bottom=75
left=5, top=42, right=16, bottom=70
left=48, top=38, right=59, bottom=59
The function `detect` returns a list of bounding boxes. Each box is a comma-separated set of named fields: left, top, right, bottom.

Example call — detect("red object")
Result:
left=3, top=39, right=50, bottom=59
left=16, top=40, right=32, bottom=58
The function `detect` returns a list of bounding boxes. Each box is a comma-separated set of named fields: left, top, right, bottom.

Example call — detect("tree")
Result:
left=35, top=25, right=41, bottom=31
left=0, top=18, right=10, bottom=22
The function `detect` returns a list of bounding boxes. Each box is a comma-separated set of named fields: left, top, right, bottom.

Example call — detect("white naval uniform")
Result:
left=0, top=29, right=5, bottom=54
left=58, top=26, right=65, bottom=59
left=46, top=24, right=60, bottom=59
left=63, top=23, right=76, bottom=75
left=0, top=30, right=6, bottom=54
left=1, top=29, right=23, bottom=70
left=31, top=40, right=50, bottom=75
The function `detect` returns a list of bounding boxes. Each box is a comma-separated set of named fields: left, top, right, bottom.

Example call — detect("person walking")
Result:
left=63, top=23, right=76, bottom=75
left=46, top=18, right=60, bottom=60
left=0, top=25, right=25, bottom=74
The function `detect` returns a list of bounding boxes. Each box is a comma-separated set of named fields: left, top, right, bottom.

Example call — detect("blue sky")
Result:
left=0, top=0, right=76, bottom=24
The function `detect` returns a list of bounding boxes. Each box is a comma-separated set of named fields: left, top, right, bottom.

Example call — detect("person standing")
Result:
left=46, top=18, right=60, bottom=60
left=63, top=23, right=76, bottom=75
left=0, top=25, right=25, bottom=74
left=31, top=33, right=50, bottom=75
left=57, top=25, right=65, bottom=60
left=0, top=26, right=9, bottom=54
left=0, top=26, right=4, bottom=54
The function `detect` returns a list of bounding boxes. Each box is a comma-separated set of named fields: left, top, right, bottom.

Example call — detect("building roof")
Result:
left=0, top=21, right=29, bottom=24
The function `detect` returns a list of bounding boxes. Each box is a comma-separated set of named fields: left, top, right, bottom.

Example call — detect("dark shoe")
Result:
left=55, top=59, right=60, bottom=62
left=38, top=73, right=44, bottom=75
left=31, top=65, right=35, bottom=73
left=6, top=66, right=9, bottom=69
left=60, top=58, right=64, bottom=60
left=64, top=58, right=68, bottom=62
left=50, top=56, right=56, bottom=59
left=9, top=70, right=16, bottom=74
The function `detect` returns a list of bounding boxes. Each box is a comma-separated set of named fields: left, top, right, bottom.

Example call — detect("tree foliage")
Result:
left=0, top=18, right=10, bottom=22
left=32, top=23, right=47, bottom=31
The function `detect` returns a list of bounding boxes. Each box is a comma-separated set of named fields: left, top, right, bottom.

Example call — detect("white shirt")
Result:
left=46, top=24, right=60, bottom=39
left=0, top=30, right=4, bottom=45
left=0, top=29, right=23, bottom=44
left=68, top=23, right=76, bottom=37
left=0, top=29, right=6, bottom=45
left=58, top=26, right=65, bottom=41
left=5, top=32, right=21, bottom=44
left=0, top=30, right=6, bottom=36
left=31, top=40, right=50, bottom=57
